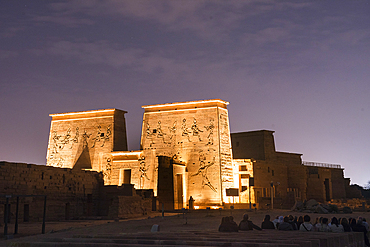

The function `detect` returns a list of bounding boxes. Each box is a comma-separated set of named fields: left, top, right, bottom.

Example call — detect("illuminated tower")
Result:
left=140, top=99, right=236, bottom=206
left=46, top=109, right=127, bottom=171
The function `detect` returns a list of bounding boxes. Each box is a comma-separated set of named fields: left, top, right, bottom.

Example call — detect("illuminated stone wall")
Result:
left=0, top=161, right=103, bottom=221
left=139, top=99, right=235, bottom=206
left=46, top=109, right=128, bottom=177
left=233, top=159, right=255, bottom=204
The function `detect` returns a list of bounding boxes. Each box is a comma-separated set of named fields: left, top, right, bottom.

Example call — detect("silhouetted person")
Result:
left=261, top=215, right=275, bottom=229
left=299, top=215, right=313, bottom=231
left=219, top=216, right=238, bottom=232
left=297, top=216, right=304, bottom=230
left=239, top=214, right=262, bottom=231
left=329, top=217, right=343, bottom=233
left=318, top=218, right=330, bottom=232
left=352, top=218, right=370, bottom=246
left=278, top=216, right=294, bottom=231
left=288, top=215, right=298, bottom=230
left=340, top=218, right=351, bottom=232
left=229, top=216, right=239, bottom=232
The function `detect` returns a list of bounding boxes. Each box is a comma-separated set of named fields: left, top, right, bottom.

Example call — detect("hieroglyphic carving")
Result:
left=204, top=118, right=214, bottom=145
left=81, top=129, right=91, bottom=147
left=181, top=118, right=191, bottom=142
left=167, top=120, right=177, bottom=144
left=139, top=156, right=150, bottom=189
left=192, top=152, right=217, bottom=192
left=219, top=113, right=229, bottom=145
left=103, top=158, right=112, bottom=185
left=191, top=118, right=203, bottom=141
left=145, top=122, right=151, bottom=138
left=156, top=121, right=165, bottom=142
left=91, top=125, right=111, bottom=148
left=51, top=131, right=62, bottom=154
left=70, top=127, right=79, bottom=149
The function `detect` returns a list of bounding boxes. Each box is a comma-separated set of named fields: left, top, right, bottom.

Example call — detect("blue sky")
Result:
left=1, top=0, right=369, bottom=186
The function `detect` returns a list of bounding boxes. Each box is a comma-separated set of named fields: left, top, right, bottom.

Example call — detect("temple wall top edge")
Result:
left=142, top=99, right=229, bottom=112
left=49, top=109, right=127, bottom=120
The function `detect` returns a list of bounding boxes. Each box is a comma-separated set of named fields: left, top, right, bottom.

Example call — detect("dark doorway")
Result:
left=123, top=169, right=131, bottom=184
left=324, top=179, right=330, bottom=201
left=23, top=204, right=29, bottom=222
left=175, top=174, right=183, bottom=209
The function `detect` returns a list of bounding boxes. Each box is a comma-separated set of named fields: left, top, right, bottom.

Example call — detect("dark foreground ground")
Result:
left=1, top=209, right=369, bottom=246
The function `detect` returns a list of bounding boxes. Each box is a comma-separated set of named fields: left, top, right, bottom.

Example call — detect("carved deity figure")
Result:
left=204, top=118, right=214, bottom=145
left=70, top=127, right=79, bottom=149
left=139, top=156, right=150, bottom=189
left=181, top=118, right=191, bottom=142
left=192, top=153, right=217, bottom=192
left=191, top=118, right=203, bottom=141
left=82, top=129, right=91, bottom=148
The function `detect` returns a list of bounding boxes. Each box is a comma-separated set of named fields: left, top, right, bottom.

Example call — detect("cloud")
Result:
left=33, top=0, right=315, bottom=43
left=1, top=27, right=25, bottom=38
left=0, top=50, right=18, bottom=60
left=33, top=15, right=94, bottom=27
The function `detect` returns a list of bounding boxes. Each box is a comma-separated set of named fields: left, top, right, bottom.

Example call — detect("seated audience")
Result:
left=297, top=216, right=304, bottom=230
left=361, top=217, right=369, bottom=231
left=229, top=216, right=239, bottom=232
left=318, top=218, right=330, bottom=232
left=261, top=215, right=275, bottom=229
left=340, top=218, right=352, bottom=232
left=239, top=214, right=262, bottom=231
left=288, top=215, right=298, bottom=230
left=352, top=218, right=370, bottom=247
left=278, top=216, right=294, bottom=231
left=219, top=216, right=238, bottom=232
left=329, top=217, right=343, bottom=233
left=272, top=216, right=280, bottom=229
left=299, top=215, right=313, bottom=231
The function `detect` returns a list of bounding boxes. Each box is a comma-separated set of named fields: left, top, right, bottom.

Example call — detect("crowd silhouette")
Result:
left=218, top=213, right=369, bottom=246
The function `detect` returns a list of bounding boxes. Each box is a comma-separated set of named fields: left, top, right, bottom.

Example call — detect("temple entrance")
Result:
left=324, top=179, right=330, bottom=201
left=157, top=156, right=186, bottom=210
left=175, top=174, right=183, bottom=210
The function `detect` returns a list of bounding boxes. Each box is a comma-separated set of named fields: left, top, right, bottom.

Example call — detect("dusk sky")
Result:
left=1, top=1, right=369, bottom=186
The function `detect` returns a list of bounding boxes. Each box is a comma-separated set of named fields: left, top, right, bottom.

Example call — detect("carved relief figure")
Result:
left=156, top=121, right=165, bottom=142
left=191, top=118, right=203, bottom=141
left=60, top=128, right=72, bottom=147
left=91, top=125, right=102, bottom=148
left=70, top=127, right=79, bottom=149
left=204, top=118, right=214, bottom=145
left=92, top=125, right=111, bottom=148
left=139, top=156, right=150, bottom=189
left=219, top=113, right=229, bottom=145
left=82, top=129, right=91, bottom=148
left=103, top=158, right=112, bottom=185
left=51, top=131, right=61, bottom=154
left=167, top=120, right=177, bottom=144
left=181, top=118, right=191, bottom=142
left=145, top=122, right=155, bottom=147
left=192, top=153, right=217, bottom=192
left=145, top=122, right=151, bottom=138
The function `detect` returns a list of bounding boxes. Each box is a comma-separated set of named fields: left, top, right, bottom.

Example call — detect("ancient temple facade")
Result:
left=46, top=99, right=238, bottom=209
left=46, top=99, right=349, bottom=210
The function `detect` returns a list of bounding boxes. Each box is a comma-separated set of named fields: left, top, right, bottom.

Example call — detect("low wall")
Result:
left=0, top=161, right=103, bottom=222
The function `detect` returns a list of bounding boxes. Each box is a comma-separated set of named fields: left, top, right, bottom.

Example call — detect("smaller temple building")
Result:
left=231, top=130, right=347, bottom=208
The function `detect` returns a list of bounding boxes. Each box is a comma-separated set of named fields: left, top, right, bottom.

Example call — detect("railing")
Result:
left=302, top=161, right=341, bottom=169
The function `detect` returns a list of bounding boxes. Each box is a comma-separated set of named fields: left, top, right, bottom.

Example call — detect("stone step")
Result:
left=8, top=231, right=364, bottom=247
